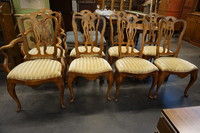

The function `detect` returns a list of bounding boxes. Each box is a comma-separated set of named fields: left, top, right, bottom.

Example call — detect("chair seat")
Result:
left=108, top=46, right=139, bottom=57
left=116, top=57, right=159, bottom=74
left=27, top=46, right=65, bottom=59
left=7, top=59, right=62, bottom=80
left=70, top=46, right=105, bottom=57
left=68, top=57, right=112, bottom=74
left=143, top=46, right=169, bottom=56
left=154, top=57, right=198, bottom=72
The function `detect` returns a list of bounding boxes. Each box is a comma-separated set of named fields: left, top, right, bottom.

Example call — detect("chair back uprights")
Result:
left=109, top=11, right=127, bottom=47
left=117, top=14, right=148, bottom=58
left=18, top=12, right=63, bottom=60
left=156, top=16, right=186, bottom=58
left=72, top=12, right=106, bottom=57
left=144, top=13, right=165, bottom=46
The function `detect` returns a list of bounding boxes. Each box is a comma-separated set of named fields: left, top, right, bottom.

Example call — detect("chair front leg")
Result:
left=67, top=73, right=76, bottom=103
left=115, top=72, right=124, bottom=102
left=7, top=81, right=21, bottom=112
left=184, top=69, right=198, bottom=97
left=148, top=71, right=159, bottom=99
left=56, top=79, right=66, bottom=109
left=106, top=71, right=114, bottom=101
left=151, top=71, right=166, bottom=99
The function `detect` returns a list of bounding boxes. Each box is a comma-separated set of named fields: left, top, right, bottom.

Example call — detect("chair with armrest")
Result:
left=113, top=14, right=159, bottom=101
left=20, top=9, right=68, bottom=61
left=0, top=12, right=66, bottom=112
left=67, top=12, right=114, bottom=102
left=151, top=17, right=198, bottom=98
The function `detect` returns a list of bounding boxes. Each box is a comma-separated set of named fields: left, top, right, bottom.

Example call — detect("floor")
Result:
left=0, top=39, right=200, bottom=133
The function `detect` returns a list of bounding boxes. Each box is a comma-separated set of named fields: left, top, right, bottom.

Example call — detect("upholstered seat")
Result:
left=70, top=46, right=105, bottom=57
left=69, top=57, right=112, bottom=74
left=108, top=46, right=139, bottom=57
left=67, top=11, right=113, bottom=103
left=151, top=17, right=198, bottom=99
left=154, top=57, right=198, bottom=72
left=27, top=46, right=65, bottom=59
left=116, top=57, right=158, bottom=74
left=143, top=46, right=168, bottom=56
left=7, top=59, right=62, bottom=80
left=0, top=10, right=66, bottom=112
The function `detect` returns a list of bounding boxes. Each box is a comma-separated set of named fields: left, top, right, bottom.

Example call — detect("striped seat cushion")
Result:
left=68, top=57, right=112, bottom=74
left=27, top=46, right=65, bottom=59
left=116, top=57, right=159, bottom=74
left=7, top=59, right=62, bottom=80
left=143, top=46, right=169, bottom=56
left=108, top=46, right=139, bottom=57
left=70, top=46, right=105, bottom=57
left=154, top=57, right=198, bottom=72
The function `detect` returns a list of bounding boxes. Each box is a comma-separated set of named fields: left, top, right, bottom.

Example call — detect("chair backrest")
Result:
left=117, top=14, right=148, bottom=58
left=18, top=12, right=62, bottom=60
left=142, top=13, right=165, bottom=47
left=101, top=0, right=133, bottom=11
left=109, top=11, right=127, bottom=47
left=156, top=16, right=186, bottom=58
left=72, top=12, right=106, bottom=57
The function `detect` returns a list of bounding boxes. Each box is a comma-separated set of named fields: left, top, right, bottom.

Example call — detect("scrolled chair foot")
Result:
left=16, top=106, right=21, bottom=112
left=149, top=94, right=157, bottom=99
left=69, top=98, right=74, bottom=103
left=61, top=104, right=66, bottom=109
left=184, top=93, right=189, bottom=97
left=114, top=97, right=119, bottom=102
left=107, top=96, right=112, bottom=101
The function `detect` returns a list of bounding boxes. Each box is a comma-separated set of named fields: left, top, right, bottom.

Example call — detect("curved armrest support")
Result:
left=0, top=37, right=23, bottom=73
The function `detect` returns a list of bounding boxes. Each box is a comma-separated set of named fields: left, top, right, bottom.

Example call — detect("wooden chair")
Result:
left=67, top=12, right=114, bottom=102
left=108, top=11, right=139, bottom=64
left=142, top=13, right=165, bottom=60
left=20, top=9, right=68, bottom=61
left=0, top=12, right=66, bottom=112
left=101, top=0, right=133, bottom=11
left=68, top=10, right=106, bottom=65
left=151, top=17, right=198, bottom=98
left=113, top=14, right=159, bottom=101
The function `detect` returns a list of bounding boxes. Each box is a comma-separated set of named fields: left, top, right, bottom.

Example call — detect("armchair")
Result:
left=0, top=12, right=66, bottom=112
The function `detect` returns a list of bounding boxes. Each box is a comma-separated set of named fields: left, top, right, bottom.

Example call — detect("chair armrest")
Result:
left=0, top=37, right=23, bottom=73
left=59, top=30, right=68, bottom=55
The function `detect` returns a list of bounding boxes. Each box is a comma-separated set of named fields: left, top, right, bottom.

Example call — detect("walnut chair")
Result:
left=0, top=12, right=66, bottom=112
left=68, top=10, right=106, bottom=65
left=142, top=13, right=165, bottom=60
left=67, top=12, right=114, bottom=102
left=151, top=17, right=198, bottom=98
left=113, top=14, right=159, bottom=101
left=20, top=9, right=68, bottom=61
left=108, top=11, right=139, bottom=65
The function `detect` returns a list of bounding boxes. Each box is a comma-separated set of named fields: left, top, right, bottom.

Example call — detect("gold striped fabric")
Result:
left=7, top=59, right=62, bottom=80
left=143, top=46, right=169, bottom=56
left=27, top=46, right=65, bottom=59
left=68, top=57, right=112, bottom=74
left=154, top=57, right=198, bottom=72
left=108, top=46, right=139, bottom=57
left=70, top=46, right=105, bottom=57
left=116, top=57, right=159, bottom=74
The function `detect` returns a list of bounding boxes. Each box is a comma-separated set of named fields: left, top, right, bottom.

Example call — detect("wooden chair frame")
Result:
left=67, top=12, right=114, bottom=102
left=113, top=15, right=159, bottom=101
left=151, top=17, right=198, bottom=98
left=0, top=12, right=66, bottom=112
